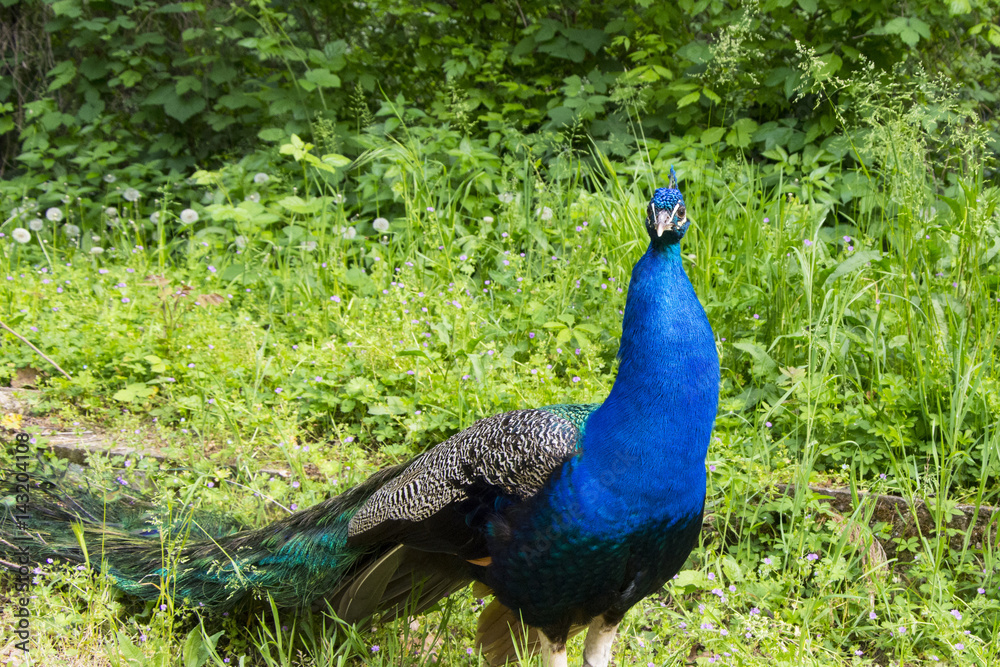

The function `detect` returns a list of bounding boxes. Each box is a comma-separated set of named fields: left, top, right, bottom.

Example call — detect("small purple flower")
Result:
left=950, top=609, right=962, bottom=620
left=763, top=558, right=772, bottom=565
left=869, top=611, right=877, bottom=620
left=121, top=297, right=130, bottom=303
left=806, top=553, right=819, bottom=561
left=765, top=421, right=772, bottom=428
left=370, top=645, right=380, bottom=653
left=572, top=376, right=580, bottom=383
left=208, top=265, right=216, bottom=273
left=803, top=239, right=813, bottom=246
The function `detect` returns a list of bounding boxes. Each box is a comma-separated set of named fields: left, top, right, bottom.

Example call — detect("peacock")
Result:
left=1, top=169, right=719, bottom=667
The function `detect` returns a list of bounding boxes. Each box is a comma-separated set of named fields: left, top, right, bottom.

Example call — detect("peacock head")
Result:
left=645, top=166, right=689, bottom=248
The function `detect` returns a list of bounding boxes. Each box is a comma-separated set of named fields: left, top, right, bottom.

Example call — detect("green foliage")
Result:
left=2, top=0, right=998, bottom=182
left=1, top=4, right=999, bottom=661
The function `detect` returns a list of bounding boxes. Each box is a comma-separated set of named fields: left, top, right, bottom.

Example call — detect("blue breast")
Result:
left=484, top=241, right=719, bottom=627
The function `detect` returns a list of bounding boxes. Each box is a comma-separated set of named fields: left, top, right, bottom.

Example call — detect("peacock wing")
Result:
left=346, top=405, right=598, bottom=558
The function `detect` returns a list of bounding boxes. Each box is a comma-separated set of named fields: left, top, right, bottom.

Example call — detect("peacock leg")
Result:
left=539, top=630, right=569, bottom=667
left=581, top=614, right=619, bottom=667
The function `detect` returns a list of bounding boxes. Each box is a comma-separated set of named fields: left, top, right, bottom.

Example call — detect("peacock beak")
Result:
left=654, top=204, right=682, bottom=237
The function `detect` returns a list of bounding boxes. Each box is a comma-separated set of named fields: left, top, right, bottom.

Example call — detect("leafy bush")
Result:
left=2, top=0, right=997, bottom=181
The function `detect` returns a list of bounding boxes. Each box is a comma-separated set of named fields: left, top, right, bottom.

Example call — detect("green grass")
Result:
left=1, top=107, right=999, bottom=666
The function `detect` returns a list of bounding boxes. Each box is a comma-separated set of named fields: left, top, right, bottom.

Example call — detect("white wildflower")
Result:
left=342, top=226, right=356, bottom=240
left=11, top=228, right=30, bottom=244
left=123, top=187, right=141, bottom=202
left=46, top=207, right=63, bottom=222
left=91, top=235, right=101, bottom=242
left=28, top=218, right=44, bottom=231
left=245, top=193, right=260, bottom=203
left=103, top=174, right=116, bottom=183
left=63, top=224, right=80, bottom=237
left=537, top=206, right=553, bottom=221
left=332, top=193, right=344, bottom=204
left=498, top=192, right=514, bottom=204
left=253, top=172, right=270, bottom=184
left=373, top=217, right=390, bottom=232
left=180, top=209, right=199, bottom=224
left=483, top=216, right=494, bottom=223
left=105, top=207, right=118, bottom=219
left=303, top=240, right=318, bottom=251
left=150, top=212, right=160, bottom=224
left=90, top=246, right=104, bottom=254
left=234, top=235, right=248, bottom=249
left=61, top=195, right=72, bottom=204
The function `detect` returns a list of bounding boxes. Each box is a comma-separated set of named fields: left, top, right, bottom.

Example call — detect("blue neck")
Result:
left=562, top=243, right=719, bottom=529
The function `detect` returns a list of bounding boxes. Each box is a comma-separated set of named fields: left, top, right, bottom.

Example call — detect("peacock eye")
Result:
left=677, top=205, right=686, bottom=220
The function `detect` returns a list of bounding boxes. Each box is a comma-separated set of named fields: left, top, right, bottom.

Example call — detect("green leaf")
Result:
left=144, top=355, right=167, bottom=373
left=676, top=91, right=701, bottom=108
left=51, top=0, right=83, bottom=18
left=175, top=76, right=202, bottom=95
left=368, top=396, right=412, bottom=415
left=320, top=153, right=351, bottom=168
left=113, top=383, right=157, bottom=403
left=732, top=342, right=778, bottom=379
left=165, top=95, right=206, bottom=123
left=701, top=127, right=726, bottom=144
left=673, top=570, right=708, bottom=589
left=823, top=250, right=882, bottom=287
left=47, top=61, right=77, bottom=91
left=939, top=195, right=965, bottom=221
left=304, top=68, right=341, bottom=88
left=258, top=128, right=285, bottom=142
left=726, top=118, right=759, bottom=148
left=277, top=195, right=322, bottom=214
left=182, top=625, right=223, bottom=667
